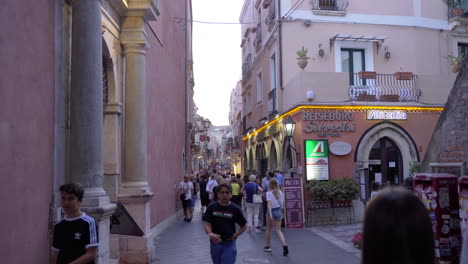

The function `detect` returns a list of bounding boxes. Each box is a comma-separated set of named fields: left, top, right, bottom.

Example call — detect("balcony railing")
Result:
left=311, top=0, right=349, bottom=13
left=348, top=73, right=421, bottom=102
left=242, top=54, right=252, bottom=80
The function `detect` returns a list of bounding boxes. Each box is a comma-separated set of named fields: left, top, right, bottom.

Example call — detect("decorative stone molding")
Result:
left=105, top=102, right=123, bottom=115
left=126, top=0, right=159, bottom=21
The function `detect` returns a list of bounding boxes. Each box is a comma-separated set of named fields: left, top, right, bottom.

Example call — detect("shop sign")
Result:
left=367, top=110, right=407, bottom=120
left=284, top=178, right=304, bottom=229
left=329, top=142, right=352, bottom=156
left=302, top=112, right=356, bottom=137
left=305, top=140, right=329, bottom=181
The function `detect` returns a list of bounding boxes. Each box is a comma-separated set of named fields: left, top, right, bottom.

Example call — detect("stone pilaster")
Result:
left=69, top=0, right=116, bottom=263
left=118, top=1, right=158, bottom=263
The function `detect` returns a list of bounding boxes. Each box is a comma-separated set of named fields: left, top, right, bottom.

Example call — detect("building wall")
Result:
left=146, top=0, right=188, bottom=226
left=0, top=0, right=55, bottom=263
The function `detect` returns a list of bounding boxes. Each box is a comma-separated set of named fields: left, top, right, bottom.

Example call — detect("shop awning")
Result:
left=330, top=34, right=388, bottom=53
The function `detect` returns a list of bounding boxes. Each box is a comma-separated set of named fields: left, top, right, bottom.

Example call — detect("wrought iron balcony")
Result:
left=311, top=0, right=349, bottom=15
left=348, top=73, right=421, bottom=102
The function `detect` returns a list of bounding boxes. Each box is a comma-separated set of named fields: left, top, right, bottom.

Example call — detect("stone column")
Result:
left=69, top=0, right=115, bottom=263
left=118, top=2, right=158, bottom=263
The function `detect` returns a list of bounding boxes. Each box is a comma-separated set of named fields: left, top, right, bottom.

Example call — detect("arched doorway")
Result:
left=368, top=137, right=403, bottom=185
left=355, top=122, right=419, bottom=188
left=270, top=142, right=278, bottom=170
left=256, top=143, right=267, bottom=177
left=243, top=151, right=248, bottom=175
left=249, top=148, right=254, bottom=173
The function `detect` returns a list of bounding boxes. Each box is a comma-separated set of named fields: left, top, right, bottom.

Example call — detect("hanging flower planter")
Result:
left=297, top=57, right=309, bottom=70
left=394, top=72, right=413, bottom=80
left=451, top=62, right=461, bottom=73
left=358, top=71, right=377, bottom=79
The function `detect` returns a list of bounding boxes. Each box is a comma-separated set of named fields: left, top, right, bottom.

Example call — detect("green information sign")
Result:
left=305, top=140, right=329, bottom=181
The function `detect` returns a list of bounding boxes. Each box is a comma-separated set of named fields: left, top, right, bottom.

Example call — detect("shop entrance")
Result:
left=368, top=137, right=403, bottom=186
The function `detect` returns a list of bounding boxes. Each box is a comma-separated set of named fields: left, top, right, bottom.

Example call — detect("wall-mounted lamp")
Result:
left=318, top=44, right=325, bottom=58
left=384, top=46, right=391, bottom=61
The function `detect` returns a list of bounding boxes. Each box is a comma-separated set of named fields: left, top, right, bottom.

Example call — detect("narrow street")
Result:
left=152, top=202, right=361, bottom=264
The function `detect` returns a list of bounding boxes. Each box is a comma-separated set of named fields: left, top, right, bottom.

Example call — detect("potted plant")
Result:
left=444, top=53, right=464, bottom=73
left=297, top=46, right=311, bottom=70
left=394, top=71, right=413, bottom=80
left=358, top=71, right=377, bottom=79
left=306, top=178, right=359, bottom=207
left=443, top=0, right=464, bottom=17
left=352, top=232, right=363, bottom=249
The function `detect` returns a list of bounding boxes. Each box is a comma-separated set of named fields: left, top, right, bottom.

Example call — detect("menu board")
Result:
left=284, top=178, right=304, bottom=229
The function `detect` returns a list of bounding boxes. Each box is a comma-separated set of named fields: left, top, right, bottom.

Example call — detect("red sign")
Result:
left=284, top=178, right=304, bottom=229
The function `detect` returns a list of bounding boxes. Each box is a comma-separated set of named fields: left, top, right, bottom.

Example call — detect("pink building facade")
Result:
left=239, top=0, right=464, bottom=220
left=1, top=0, right=193, bottom=263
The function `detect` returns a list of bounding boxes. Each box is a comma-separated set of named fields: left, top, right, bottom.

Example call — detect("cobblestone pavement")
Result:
left=152, top=202, right=361, bottom=264
left=308, top=224, right=363, bottom=259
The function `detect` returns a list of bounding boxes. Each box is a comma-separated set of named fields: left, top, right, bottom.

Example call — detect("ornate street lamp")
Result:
left=283, top=116, right=299, bottom=177
left=283, top=116, right=296, bottom=138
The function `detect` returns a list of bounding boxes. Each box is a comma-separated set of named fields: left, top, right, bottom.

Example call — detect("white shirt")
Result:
left=266, top=190, right=284, bottom=209
left=179, top=181, right=193, bottom=200
left=206, top=179, right=218, bottom=199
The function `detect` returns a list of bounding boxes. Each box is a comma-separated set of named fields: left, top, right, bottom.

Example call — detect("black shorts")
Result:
left=182, top=199, right=192, bottom=209
left=201, top=196, right=211, bottom=206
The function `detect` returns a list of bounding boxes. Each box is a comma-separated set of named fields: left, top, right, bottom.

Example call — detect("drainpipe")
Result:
left=184, top=0, right=189, bottom=175
left=278, top=0, right=284, bottom=110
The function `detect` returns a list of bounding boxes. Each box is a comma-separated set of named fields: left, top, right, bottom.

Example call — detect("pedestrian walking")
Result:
left=179, top=175, right=194, bottom=222
left=203, top=183, right=247, bottom=264
left=210, top=175, right=224, bottom=202
left=362, top=187, right=435, bottom=264
left=230, top=176, right=242, bottom=207
left=190, top=175, right=198, bottom=218
left=370, top=181, right=381, bottom=199
left=241, top=174, right=263, bottom=233
left=274, top=169, right=284, bottom=189
left=264, top=178, right=288, bottom=256
left=51, top=182, right=99, bottom=264
left=206, top=174, right=218, bottom=201
left=199, top=175, right=210, bottom=215
left=261, top=171, right=273, bottom=226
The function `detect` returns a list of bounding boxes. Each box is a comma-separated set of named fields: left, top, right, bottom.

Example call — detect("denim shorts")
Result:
left=271, top=207, right=283, bottom=220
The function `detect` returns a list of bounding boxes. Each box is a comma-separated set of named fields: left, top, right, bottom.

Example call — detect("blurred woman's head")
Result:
left=362, top=187, right=434, bottom=264
left=248, top=174, right=256, bottom=182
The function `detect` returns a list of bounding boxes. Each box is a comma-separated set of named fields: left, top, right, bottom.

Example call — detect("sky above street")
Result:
left=192, top=0, right=244, bottom=126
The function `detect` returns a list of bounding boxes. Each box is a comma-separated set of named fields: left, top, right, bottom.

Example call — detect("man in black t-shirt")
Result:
left=51, top=183, right=99, bottom=264
left=203, top=183, right=247, bottom=264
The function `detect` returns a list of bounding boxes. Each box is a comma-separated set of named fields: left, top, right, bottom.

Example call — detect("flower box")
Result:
left=394, top=72, right=413, bottom=80
left=358, top=71, right=376, bottom=79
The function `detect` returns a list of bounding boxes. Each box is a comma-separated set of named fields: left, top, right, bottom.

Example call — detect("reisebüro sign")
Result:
left=302, top=112, right=355, bottom=137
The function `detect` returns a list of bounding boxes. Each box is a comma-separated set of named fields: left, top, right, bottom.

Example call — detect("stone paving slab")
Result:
left=152, top=202, right=360, bottom=264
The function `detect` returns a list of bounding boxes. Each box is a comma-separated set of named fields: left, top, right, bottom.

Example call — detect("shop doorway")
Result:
left=368, top=137, right=403, bottom=186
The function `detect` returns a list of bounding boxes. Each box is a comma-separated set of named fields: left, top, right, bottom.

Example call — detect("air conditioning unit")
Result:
left=307, top=91, right=315, bottom=101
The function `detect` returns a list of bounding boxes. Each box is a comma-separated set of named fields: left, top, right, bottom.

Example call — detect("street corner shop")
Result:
left=242, top=104, right=443, bottom=197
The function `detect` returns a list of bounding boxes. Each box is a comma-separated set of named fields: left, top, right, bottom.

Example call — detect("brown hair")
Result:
left=362, top=187, right=435, bottom=264
left=59, top=182, right=85, bottom=201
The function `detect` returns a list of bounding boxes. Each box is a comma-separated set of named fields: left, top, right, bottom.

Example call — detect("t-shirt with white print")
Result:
left=179, top=181, right=193, bottom=200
